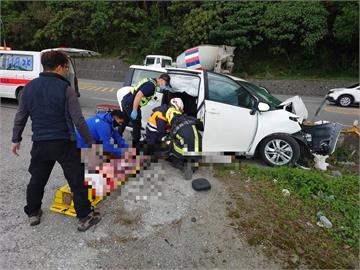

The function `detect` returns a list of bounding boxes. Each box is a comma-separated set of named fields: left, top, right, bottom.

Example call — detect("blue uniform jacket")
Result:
left=75, top=112, right=128, bottom=157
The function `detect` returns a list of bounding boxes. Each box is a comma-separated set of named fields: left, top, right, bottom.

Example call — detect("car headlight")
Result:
left=289, top=116, right=300, bottom=122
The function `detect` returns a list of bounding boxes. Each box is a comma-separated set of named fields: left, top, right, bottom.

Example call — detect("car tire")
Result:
left=337, top=94, right=354, bottom=107
left=15, top=86, right=24, bottom=101
left=259, top=134, right=300, bottom=167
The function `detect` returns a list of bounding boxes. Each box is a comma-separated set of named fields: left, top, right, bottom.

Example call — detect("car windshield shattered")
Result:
left=240, top=81, right=282, bottom=108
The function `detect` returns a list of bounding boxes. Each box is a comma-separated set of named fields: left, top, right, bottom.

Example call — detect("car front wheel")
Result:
left=337, top=94, right=354, bottom=107
left=259, top=134, right=300, bottom=167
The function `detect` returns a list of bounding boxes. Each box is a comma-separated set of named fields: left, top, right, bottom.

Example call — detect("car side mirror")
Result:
left=257, top=102, right=270, bottom=112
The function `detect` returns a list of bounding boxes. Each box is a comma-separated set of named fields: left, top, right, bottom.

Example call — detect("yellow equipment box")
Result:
left=50, top=184, right=102, bottom=217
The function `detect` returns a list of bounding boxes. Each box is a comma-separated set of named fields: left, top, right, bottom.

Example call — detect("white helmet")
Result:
left=170, top=98, right=184, bottom=112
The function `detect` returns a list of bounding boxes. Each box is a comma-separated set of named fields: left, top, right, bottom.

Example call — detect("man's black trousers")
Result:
left=24, top=140, right=91, bottom=219
left=118, top=100, right=142, bottom=145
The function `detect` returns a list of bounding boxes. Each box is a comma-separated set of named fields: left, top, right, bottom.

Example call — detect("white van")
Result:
left=117, top=65, right=342, bottom=167
left=0, top=47, right=98, bottom=99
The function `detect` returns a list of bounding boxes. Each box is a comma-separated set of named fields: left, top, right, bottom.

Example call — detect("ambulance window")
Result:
left=131, top=69, right=162, bottom=86
left=0, top=54, right=33, bottom=71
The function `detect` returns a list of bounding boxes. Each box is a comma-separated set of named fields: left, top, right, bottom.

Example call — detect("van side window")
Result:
left=207, top=73, right=255, bottom=108
left=0, top=54, right=33, bottom=71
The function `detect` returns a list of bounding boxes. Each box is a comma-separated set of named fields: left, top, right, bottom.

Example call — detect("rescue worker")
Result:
left=145, top=98, right=184, bottom=154
left=166, top=107, right=203, bottom=179
left=75, top=110, right=128, bottom=158
left=118, top=73, right=171, bottom=148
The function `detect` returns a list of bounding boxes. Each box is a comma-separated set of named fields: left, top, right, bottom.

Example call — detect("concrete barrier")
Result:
left=248, top=79, right=358, bottom=97
left=75, top=57, right=356, bottom=96
left=74, top=57, right=129, bottom=82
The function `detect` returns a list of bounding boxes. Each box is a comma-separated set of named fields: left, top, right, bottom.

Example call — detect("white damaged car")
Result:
left=117, top=65, right=341, bottom=166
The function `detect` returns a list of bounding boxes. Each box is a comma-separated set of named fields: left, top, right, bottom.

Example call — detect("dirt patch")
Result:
left=216, top=168, right=358, bottom=269
left=329, top=132, right=359, bottom=174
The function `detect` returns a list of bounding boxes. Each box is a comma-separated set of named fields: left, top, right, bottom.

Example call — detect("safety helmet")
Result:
left=169, top=98, right=184, bottom=112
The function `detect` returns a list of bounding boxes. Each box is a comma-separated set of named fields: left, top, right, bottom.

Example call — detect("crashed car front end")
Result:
left=281, top=96, right=343, bottom=157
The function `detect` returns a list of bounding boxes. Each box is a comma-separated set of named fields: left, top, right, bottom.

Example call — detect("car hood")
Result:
left=280, top=95, right=308, bottom=122
left=328, top=88, right=344, bottom=93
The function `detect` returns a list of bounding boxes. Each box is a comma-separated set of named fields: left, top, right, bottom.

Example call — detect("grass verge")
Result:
left=215, top=163, right=359, bottom=269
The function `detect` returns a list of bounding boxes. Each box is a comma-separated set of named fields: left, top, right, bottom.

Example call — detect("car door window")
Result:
left=207, top=72, right=255, bottom=108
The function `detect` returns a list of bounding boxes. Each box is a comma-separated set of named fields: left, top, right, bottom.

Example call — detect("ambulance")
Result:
left=0, top=47, right=98, bottom=99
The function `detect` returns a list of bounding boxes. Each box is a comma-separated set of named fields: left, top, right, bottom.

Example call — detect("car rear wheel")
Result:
left=259, top=134, right=300, bottom=167
left=337, top=94, right=354, bottom=107
left=15, top=86, right=24, bottom=101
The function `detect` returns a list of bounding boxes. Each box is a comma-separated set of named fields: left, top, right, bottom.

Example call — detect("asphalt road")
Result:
left=0, top=78, right=359, bottom=269
left=0, top=89, right=278, bottom=269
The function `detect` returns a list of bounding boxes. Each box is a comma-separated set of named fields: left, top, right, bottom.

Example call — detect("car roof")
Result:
left=146, top=55, right=172, bottom=59
left=129, top=64, right=203, bottom=74
left=226, top=74, right=246, bottom=82
left=0, top=50, right=40, bottom=54
left=129, top=64, right=248, bottom=81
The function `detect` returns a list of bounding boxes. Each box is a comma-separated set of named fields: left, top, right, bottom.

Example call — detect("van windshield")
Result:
left=0, top=54, right=33, bottom=71
left=145, top=57, right=155, bottom=66
left=240, top=81, right=282, bottom=107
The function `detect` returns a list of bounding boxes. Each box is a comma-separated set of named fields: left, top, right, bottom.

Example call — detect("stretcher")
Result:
left=50, top=147, right=148, bottom=217
left=50, top=184, right=102, bottom=217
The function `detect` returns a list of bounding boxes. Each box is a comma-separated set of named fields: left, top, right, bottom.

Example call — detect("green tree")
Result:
left=333, top=2, right=359, bottom=45
left=2, top=1, right=51, bottom=50
left=259, top=1, right=329, bottom=59
left=209, top=2, right=266, bottom=50
left=181, top=3, right=224, bottom=49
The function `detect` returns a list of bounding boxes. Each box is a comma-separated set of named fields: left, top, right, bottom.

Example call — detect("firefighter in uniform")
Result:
left=118, top=73, right=171, bottom=147
left=145, top=98, right=184, bottom=154
left=166, top=105, right=203, bottom=179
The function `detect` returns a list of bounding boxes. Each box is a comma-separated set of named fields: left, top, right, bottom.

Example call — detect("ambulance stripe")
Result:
left=0, top=77, right=31, bottom=85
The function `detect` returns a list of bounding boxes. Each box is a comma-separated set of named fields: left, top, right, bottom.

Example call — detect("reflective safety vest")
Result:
left=165, top=106, right=182, bottom=124
left=130, top=78, right=157, bottom=107
left=147, top=110, right=168, bottom=133
left=169, top=114, right=197, bottom=139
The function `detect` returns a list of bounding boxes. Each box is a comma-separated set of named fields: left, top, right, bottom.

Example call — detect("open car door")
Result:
left=202, top=72, right=258, bottom=153
left=40, top=48, right=100, bottom=97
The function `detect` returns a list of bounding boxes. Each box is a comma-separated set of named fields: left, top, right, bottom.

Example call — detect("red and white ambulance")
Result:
left=0, top=47, right=98, bottom=99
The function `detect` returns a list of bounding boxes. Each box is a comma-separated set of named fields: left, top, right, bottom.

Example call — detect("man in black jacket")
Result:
left=11, top=51, right=101, bottom=232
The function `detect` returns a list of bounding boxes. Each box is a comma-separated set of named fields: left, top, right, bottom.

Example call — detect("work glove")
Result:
left=130, top=110, right=138, bottom=120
